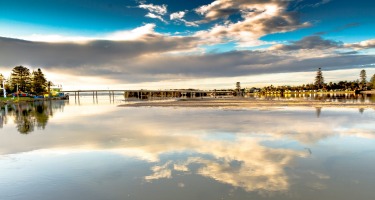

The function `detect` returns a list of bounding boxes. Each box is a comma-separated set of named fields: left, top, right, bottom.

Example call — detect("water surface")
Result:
left=1, top=96, right=375, bottom=200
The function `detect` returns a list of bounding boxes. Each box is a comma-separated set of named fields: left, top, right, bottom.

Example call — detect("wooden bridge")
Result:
left=61, top=89, right=235, bottom=101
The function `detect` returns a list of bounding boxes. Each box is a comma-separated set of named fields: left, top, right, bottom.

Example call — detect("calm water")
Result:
left=255, top=93, right=375, bottom=103
left=1, top=96, right=375, bottom=200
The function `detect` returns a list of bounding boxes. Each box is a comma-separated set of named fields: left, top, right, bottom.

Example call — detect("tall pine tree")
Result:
left=360, top=69, right=367, bottom=89
left=370, top=74, right=375, bottom=89
left=315, top=68, right=324, bottom=89
left=32, top=68, right=47, bottom=95
left=10, top=66, right=31, bottom=93
left=0, top=73, right=5, bottom=96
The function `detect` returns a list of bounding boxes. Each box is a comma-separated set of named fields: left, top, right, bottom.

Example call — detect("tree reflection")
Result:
left=15, top=106, right=34, bottom=134
left=0, top=100, right=66, bottom=134
left=35, top=103, right=49, bottom=129
left=315, top=107, right=322, bottom=118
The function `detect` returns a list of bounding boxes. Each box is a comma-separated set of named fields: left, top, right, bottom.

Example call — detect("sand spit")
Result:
left=119, top=98, right=375, bottom=109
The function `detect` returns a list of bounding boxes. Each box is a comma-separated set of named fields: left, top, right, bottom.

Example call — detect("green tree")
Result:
left=370, top=74, right=375, bottom=89
left=10, top=66, right=31, bottom=93
left=0, top=73, right=4, bottom=88
left=360, top=69, right=367, bottom=89
left=0, top=73, right=4, bottom=97
left=32, top=68, right=47, bottom=95
left=315, top=68, right=324, bottom=89
left=0, top=73, right=5, bottom=87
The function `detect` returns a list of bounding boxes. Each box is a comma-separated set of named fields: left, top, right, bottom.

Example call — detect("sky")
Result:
left=0, top=0, right=375, bottom=90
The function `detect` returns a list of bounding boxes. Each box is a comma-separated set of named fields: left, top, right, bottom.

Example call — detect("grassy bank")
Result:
left=0, top=97, right=36, bottom=106
left=1, top=96, right=68, bottom=106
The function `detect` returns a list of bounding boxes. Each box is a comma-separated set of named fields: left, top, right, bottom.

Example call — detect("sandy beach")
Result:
left=119, top=98, right=375, bottom=109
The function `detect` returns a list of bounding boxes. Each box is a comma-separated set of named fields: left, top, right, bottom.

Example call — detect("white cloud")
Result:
left=5, top=24, right=160, bottom=43
left=105, top=23, right=160, bottom=40
left=345, top=39, right=375, bottom=50
left=314, top=0, right=332, bottom=7
left=294, top=0, right=332, bottom=10
left=195, top=0, right=223, bottom=17
left=145, top=13, right=167, bottom=23
left=139, top=3, right=167, bottom=15
left=138, top=3, right=168, bottom=23
left=193, top=0, right=310, bottom=47
left=10, top=34, right=92, bottom=44
left=170, top=11, right=185, bottom=20
left=170, top=11, right=198, bottom=27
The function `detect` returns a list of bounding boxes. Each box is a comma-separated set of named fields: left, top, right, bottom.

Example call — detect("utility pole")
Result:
left=48, top=81, right=51, bottom=99
left=17, top=84, right=19, bottom=101
left=1, top=80, right=6, bottom=98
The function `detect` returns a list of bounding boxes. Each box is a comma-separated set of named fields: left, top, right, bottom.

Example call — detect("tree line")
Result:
left=1, top=66, right=50, bottom=96
left=261, top=68, right=375, bottom=93
left=314, top=68, right=374, bottom=91
left=2, top=66, right=375, bottom=96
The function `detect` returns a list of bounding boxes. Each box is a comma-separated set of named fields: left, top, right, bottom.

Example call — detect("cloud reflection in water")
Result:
left=1, top=103, right=375, bottom=195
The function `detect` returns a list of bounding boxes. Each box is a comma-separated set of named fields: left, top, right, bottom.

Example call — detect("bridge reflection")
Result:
left=62, top=89, right=236, bottom=104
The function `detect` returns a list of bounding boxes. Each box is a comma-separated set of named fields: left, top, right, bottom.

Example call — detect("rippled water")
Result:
left=1, top=96, right=375, bottom=200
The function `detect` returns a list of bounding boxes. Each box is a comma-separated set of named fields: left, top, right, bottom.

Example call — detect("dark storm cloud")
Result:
left=126, top=51, right=375, bottom=77
left=336, top=51, right=359, bottom=55
left=271, top=36, right=343, bottom=51
left=1, top=36, right=375, bottom=83
left=0, top=36, right=197, bottom=68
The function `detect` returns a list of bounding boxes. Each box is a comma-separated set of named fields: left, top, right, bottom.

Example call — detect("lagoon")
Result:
left=1, top=96, right=375, bottom=200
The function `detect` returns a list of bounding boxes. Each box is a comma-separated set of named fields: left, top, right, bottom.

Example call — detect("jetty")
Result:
left=61, top=89, right=235, bottom=101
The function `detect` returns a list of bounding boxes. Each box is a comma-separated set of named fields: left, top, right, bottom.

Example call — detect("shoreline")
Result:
left=361, top=90, right=375, bottom=94
left=0, top=97, right=68, bottom=107
left=118, top=98, right=375, bottom=109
